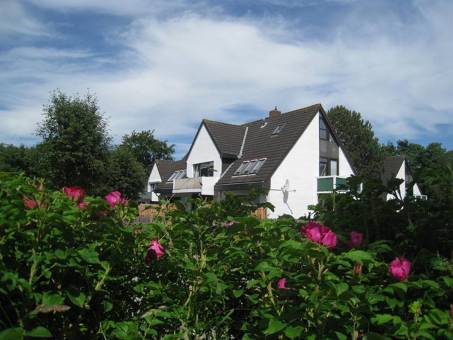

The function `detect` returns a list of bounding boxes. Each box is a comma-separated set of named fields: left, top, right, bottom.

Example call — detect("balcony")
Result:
left=173, top=177, right=218, bottom=196
left=317, top=176, right=348, bottom=193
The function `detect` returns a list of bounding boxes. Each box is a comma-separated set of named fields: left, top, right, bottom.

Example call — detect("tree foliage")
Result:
left=120, top=130, right=174, bottom=172
left=37, top=91, right=110, bottom=194
left=327, top=105, right=383, bottom=178
left=107, top=146, right=147, bottom=200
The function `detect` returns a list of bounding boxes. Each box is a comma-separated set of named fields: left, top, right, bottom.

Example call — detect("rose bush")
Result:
left=1, top=173, right=452, bottom=339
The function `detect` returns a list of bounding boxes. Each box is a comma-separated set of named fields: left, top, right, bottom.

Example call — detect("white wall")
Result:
left=413, top=183, right=422, bottom=196
left=147, top=163, right=161, bottom=202
left=186, top=124, right=222, bottom=179
left=386, top=161, right=406, bottom=200
left=339, top=147, right=354, bottom=177
left=268, top=112, right=319, bottom=218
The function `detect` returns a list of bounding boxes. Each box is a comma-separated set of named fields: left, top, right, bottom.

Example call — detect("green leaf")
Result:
left=102, top=300, right=113, bottom=312
left=25, top=327, right=52, bottom=338
left=343, top=250, right=374, bottom=264
left=42, top=292, right=65, bottom=306
left=78, top=247, right=100, bottom=264
left=67, top=291, right=87, bottom=308
left=335, top=282, right=349, bottom=296
left=233, top=289, right=244, bottom=298
left=371, top=314, right=394, bottom=325
left=335, top=331, right=347, bottom=340
left=389, top=282, right=408, bottom=293
left=264, top=318, right=286, bottom=335
left=0, top=327, right=24, bottom=340
left=284, top=326, right=303, bottom=339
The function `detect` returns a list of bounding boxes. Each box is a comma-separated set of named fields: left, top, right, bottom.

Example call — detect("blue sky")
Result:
left=1, top=0, right=452, bottom=158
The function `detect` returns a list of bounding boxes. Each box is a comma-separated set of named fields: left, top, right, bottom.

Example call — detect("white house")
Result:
left=382, top=156, right=425, bottom=200
left=146, top=104, right=356, bottom=218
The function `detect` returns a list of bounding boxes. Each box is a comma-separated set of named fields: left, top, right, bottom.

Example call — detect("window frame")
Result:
left=319, top=117, right=329, bottom=141
left=319, top=157, right=339, bottom=176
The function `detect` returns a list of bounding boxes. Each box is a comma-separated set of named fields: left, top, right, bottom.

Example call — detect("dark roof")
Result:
left=216, top=104, right=322, bottom=189
left=154, top=159, right=186, bottom=192
left=203, top=120, right=247, bottom=158
left=382, top=156, right=405, bottom=184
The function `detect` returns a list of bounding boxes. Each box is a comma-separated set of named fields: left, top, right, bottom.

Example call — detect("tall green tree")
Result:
left=37, top=91, right=111, bottom=194
left=107, top=146, right=147, bottom=200
left=327, top=105, right=383, bottom=178
left=120, top=130, right=174, bottom=172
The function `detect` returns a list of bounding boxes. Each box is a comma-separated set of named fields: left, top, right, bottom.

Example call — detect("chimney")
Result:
left=268, top=106, right=281, bottom=119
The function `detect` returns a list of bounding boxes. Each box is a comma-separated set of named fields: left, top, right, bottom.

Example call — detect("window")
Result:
left=234, top=158, right=266, bottom=176
left=167, top=170, right=185, bottom=182
left=272, top=123, right=286, bottom=135
left=319, top=158, right=339, bottom=176
left=234, top=162, right=248, bottom=175
left=330, top=159, right=338, bottom=176
left=250, top=158, right=266, bottom=173
left=319, top=117, right=329, bottom=140
left=319, top=158, right=328, bottom=176
left=194, top=162, right=214, bottom=177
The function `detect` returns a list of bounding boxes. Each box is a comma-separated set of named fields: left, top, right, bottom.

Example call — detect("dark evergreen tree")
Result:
left=327, top=105, right=383, bottom=178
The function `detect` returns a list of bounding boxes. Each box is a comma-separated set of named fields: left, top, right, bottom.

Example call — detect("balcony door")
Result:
left=193, top=161, right=214, bottom=177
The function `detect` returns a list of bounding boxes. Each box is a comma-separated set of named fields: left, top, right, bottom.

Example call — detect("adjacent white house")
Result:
left=382, top=156, right=425, bottom=201
left=146, top=104, right=356, bottom=218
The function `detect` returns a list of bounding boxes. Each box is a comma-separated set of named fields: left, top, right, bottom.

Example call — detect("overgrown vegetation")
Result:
left=1, top=173, right=452, bottom=339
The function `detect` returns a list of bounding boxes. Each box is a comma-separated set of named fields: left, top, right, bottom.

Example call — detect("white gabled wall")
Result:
left=268, top=113, right=320, bottom=218
left=339, top=148, right=354, bottom=177
left=386, top=161, right=406, bottom=200
left=147, top=163, right=161, bottom=202
left=413, top=183, right=422, bottom=196
left=186, top=124, right=222, bottom=179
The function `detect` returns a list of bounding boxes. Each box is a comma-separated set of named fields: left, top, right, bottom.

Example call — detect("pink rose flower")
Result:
left=23, top=197, right=37, bottom=209
left=63, top=186, right=85, bottom=202
left=348, top=231, right=364, bottom=248
left=300, top=221, right=337, bottom=248
left=277, top=278, right=287, bottom=289
left=388, top=257, right=411, bottom=281
left=105, top=191, right=127, bottom=208
left=78, top=201, right=89, bottom=209
left=146, top=239, right=165, bottom=264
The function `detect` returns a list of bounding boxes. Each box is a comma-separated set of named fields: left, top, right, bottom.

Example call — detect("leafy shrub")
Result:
left=1, top=173, right=452, bottom=339
left=0, top=173, right=140, bottom=338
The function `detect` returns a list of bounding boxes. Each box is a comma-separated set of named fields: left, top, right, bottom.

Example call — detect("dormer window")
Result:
left=234, top=158, right=266, bottom=176
left=272, top=123, right=286, bottom=135
left=167, top=170, right=186, bottom=182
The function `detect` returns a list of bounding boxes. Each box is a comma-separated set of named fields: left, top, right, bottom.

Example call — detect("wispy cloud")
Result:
left=0, top=0, right=51, bottom=37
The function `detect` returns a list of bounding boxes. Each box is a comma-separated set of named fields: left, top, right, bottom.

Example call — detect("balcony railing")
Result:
left=173, top=177, right=218, bottom=196
left=317, top=176, right=348, bottom=193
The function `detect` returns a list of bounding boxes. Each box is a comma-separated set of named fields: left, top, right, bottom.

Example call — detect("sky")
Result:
left=1, top=0, right=453, bottom=158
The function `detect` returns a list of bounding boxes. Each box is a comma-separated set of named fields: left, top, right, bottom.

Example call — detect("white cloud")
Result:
left=0, top=0, right=51, bottom=37
left=1, top=0, right=453, bottom=152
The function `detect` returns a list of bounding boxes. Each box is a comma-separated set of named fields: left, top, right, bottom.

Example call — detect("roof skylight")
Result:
left=272, top=123, right=286, bottom=135
left=167, top=170, right=186, bottom=182
left=233, top=158, right=266, bottom=176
